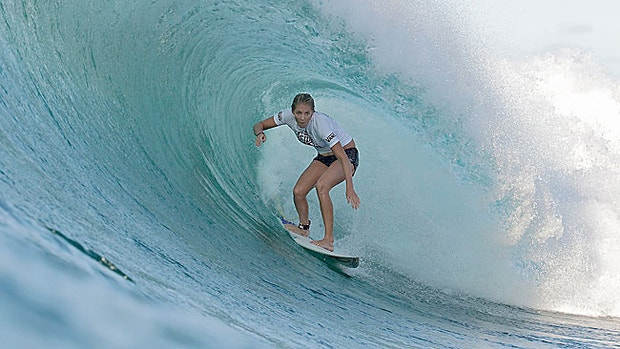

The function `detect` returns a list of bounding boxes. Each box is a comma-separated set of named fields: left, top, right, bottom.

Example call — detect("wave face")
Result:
left=1, top=0, right=619, bottom=348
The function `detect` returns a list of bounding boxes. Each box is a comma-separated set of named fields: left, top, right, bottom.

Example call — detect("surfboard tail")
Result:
left=278, top=213, right=360, bottom=271
left=279, top=216, right=296, bottom=226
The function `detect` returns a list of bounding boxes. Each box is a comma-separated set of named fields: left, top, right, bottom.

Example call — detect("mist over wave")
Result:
left=316, top=0, right=620, bottom=316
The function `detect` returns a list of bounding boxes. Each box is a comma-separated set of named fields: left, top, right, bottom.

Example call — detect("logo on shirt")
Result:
left=325, top=132, right=336, bottom=143
left=296, top=131, right=317, bottom=147
left=277, top=112, right=283, bottom=123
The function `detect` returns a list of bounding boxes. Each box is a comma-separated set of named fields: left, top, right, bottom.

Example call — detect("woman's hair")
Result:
left=291, top=93, right=315, bottom=111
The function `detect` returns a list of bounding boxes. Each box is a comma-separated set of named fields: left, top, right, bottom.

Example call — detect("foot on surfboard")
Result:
left=311, top=239, right=334, bottom=252
left=284, top=224, right=310, bottom=237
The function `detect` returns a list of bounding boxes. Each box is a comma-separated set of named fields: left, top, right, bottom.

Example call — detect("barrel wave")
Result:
left=1, top=1, right=619, bottom=348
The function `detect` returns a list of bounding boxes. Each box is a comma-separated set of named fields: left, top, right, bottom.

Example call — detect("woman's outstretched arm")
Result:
left=253, top=116, right=278, bottom=147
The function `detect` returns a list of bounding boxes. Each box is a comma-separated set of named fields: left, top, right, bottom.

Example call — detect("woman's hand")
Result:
left=253, top=117, right=277, bottom=147
left=255, top=132, right=266, bottom=147
left=346, top=188, right=360, bottom=209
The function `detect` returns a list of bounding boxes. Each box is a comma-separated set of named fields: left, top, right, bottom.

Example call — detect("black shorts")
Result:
left=313, top=148, right=359, bottom=175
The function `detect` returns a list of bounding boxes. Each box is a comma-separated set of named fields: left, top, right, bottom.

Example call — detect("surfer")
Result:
left=253, top=93, right=360, bottom=252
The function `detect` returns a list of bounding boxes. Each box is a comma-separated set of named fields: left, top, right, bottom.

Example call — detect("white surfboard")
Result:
left=279, top=217, right=359, bottom=269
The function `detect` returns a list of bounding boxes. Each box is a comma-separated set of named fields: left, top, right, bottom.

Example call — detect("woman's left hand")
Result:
left=346, top=189, right=360, bottom=209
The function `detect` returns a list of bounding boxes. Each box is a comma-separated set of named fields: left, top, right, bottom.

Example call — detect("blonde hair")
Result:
left=291, top=93, right=315, bottom=111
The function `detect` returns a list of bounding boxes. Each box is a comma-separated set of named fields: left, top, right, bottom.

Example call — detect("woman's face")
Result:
left=293, top=103, right=313, bottom=128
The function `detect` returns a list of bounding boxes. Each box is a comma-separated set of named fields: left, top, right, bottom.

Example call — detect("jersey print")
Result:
left=296, top=131, right=318, bottom=147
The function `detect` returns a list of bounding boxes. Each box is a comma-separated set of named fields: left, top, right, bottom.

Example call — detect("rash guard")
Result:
left=273, top=109, right=353, bottom=155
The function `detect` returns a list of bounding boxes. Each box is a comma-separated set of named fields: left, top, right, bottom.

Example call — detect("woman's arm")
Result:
left=332, top=143, right=360, bottom=209
left=253, top=116, right=278, bottom=147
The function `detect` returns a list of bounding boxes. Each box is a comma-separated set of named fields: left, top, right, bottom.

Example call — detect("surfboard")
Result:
left=279, top=217, right=360, bottom=269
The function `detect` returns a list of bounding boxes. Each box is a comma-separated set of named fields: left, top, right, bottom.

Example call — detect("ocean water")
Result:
left=1, top=0, right=619, bottom=348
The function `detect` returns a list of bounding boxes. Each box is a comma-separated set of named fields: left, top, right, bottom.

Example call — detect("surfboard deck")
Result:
left=279, top=217, right=360, bottom=269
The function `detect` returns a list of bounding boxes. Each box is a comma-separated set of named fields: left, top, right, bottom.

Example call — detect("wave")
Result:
left=317, top=0, right=620, bottom=316
left=1, top=0, right=619, bottom=334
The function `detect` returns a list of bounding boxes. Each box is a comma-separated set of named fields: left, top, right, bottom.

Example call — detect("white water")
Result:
left=315, top=0, right=620, bottom=317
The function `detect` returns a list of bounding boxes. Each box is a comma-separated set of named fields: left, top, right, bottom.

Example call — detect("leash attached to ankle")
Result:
left=297, top=220, right=311, bottom=231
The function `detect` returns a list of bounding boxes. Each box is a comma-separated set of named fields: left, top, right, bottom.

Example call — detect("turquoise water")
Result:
left=1, top=1, right=619, bottom=348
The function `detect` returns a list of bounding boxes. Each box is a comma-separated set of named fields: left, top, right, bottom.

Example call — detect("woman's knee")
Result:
left=314, top=180, right=333, bottom=197
left=293, top=184, right=311, bottom=199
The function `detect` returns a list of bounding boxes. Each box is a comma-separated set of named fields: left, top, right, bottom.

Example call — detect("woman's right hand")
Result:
left=255, top=132, right=266, bottom=147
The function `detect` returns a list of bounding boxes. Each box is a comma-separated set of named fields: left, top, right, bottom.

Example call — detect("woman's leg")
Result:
left=289, top=161, right=327, bottom=235
left=312, top=161, right=353, bottom=251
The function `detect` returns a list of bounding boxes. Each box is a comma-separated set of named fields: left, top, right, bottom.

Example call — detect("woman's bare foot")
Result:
left=311, top=239, right=334, bottom=252
left=284, top=224, right=310, bottom=237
